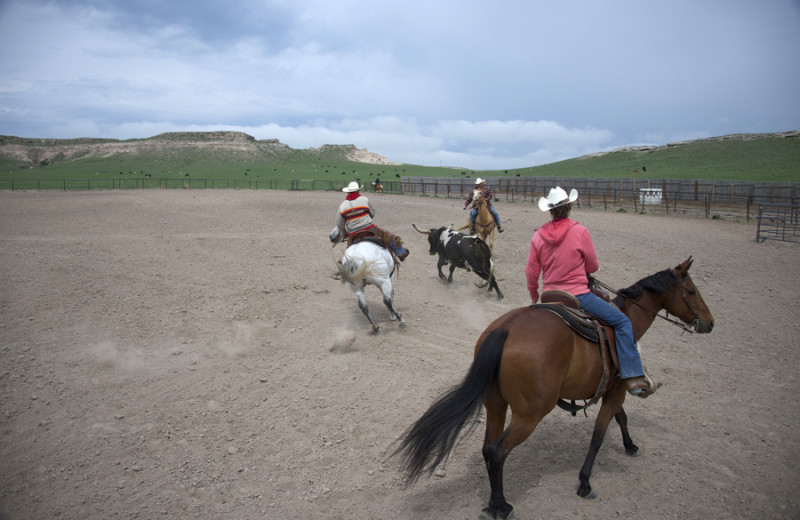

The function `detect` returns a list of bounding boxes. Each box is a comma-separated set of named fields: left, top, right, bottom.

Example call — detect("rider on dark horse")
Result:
left=336, top=181, right=409, bottom=261
left=463, top=178, right=503, bottom=234
left=525, top=186, right=658, bottom=397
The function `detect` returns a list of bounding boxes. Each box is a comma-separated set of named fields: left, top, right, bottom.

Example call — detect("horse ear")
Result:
left=677, top=256, right=693, bottom=274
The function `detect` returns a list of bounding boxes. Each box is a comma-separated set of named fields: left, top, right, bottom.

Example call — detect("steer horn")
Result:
left=412, top=224, right=430, bottom=235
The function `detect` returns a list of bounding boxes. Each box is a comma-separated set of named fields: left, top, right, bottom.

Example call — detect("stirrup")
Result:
left=628, top=372, right=661, bottom=398
left=640, top=370, right=661, bottom=397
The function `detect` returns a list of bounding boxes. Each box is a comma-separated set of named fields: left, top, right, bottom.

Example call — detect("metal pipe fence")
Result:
left=756, top=204, right=800, bottom=243
left=401, top=176, right=800, bottom=222
left=4, top=175, right=799, bottom=232
left=402, top=176, right=798, bottom=204
left=0, top=177, right=286, bottom=191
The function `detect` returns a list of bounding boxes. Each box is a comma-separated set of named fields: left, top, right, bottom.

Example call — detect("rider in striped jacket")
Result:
left=336, top=181, right=409, bottom=261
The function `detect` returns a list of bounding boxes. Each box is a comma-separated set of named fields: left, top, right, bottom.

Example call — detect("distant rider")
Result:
left=463, top=178, right=503, bottom=233
left=336, top=181, right=409, bottom=261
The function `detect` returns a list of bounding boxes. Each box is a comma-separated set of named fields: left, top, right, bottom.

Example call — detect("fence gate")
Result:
left=756, top=204, right=800, bottom=243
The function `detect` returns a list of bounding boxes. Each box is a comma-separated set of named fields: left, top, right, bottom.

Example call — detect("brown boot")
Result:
left=624, top=376, right=660, bottom=398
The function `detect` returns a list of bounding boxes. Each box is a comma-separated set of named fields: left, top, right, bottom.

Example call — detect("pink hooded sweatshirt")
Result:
left=525, top=218, right=600, bottom=303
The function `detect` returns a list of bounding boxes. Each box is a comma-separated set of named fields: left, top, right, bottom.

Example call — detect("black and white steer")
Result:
left=412, top=225, right=503, bottom=300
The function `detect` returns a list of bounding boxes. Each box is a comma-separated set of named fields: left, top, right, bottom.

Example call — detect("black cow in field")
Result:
left=412, top=225, right=503, bottom=300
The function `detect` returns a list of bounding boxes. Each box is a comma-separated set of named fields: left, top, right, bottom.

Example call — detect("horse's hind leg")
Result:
left=481, top=392, right=541, bottom=519
left=615, top=406, right=640, bottom=456
left=354, top=288, right=379, bottom=333
left=379, top=281, right=404, bottom=325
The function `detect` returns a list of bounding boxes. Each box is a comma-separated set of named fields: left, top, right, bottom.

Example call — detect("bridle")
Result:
left=594, top=271, right=701, bottom=334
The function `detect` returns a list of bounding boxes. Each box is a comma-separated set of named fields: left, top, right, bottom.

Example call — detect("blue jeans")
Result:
left=388, top=238, right=407, bottom=257
left=576, top=291, right=643, bottom=379
left=470, top=207, right=501, bottom=226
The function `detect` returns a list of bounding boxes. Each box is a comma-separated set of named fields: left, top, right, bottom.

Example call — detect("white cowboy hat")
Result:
left=342, top=181, right=361, bottom=193
left=474, top=178, right=486, bottom=185
left=538, top=187, right=579, bottom=212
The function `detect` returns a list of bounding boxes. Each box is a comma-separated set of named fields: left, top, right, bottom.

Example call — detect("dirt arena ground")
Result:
left=1, top=189, right=798, bottom=520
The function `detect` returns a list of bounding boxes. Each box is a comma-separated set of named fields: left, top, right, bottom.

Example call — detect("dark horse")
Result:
left=393, top=257, right=714, bottom=519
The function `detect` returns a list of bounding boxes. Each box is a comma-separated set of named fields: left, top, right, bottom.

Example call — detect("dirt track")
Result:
left=1, top=189, right=798, bottom=520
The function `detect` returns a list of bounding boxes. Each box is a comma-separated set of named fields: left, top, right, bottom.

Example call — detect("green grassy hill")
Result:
left=1, top=131, right=798, bottom=188
left=513, top=133, right=800, bottom=182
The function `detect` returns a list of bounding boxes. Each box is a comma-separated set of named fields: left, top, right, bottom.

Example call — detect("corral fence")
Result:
left=756, top=204, right=800, bottom=243
left=0, top=177, right=393, bottom=192
left=402, top=176, right=800, bottom=225
left=4, top=175, right=799, bottom=242
left=0, top=177, right=285, bottom=191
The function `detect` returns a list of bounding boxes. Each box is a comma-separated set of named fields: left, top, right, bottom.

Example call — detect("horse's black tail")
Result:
left=391, top=328, right=509, bottom=484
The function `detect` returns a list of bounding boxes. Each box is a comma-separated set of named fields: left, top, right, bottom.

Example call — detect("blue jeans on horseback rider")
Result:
left=469, top=206, right=503, bottom=233
left=336, top=182, right=409, bottom=261
left=464, top=178, right=503, bottom=233
left=525, top=187, right=657, bottom=398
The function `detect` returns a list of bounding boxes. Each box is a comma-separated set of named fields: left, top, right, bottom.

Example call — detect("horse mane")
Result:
left=613, top=268, right=677, bottom=310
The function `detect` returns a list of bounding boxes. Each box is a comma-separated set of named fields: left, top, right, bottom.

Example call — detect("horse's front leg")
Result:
left=577, top=397, right=623, bottom=499
left=615, top=406, right=640, bottom=456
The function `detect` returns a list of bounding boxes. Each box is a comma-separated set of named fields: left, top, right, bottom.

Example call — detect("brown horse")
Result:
left=393, top=257, right=714, bottom=519
left=457, top=189, right=496, bottom=250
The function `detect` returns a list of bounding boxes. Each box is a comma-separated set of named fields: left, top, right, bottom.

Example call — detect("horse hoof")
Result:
left=579, top=489, right=597, bottom=500
left=479, top=507, right=516, bottom=520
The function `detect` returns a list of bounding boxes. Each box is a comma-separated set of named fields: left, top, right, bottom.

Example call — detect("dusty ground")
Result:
left=1, top=189, right=798, bottom=520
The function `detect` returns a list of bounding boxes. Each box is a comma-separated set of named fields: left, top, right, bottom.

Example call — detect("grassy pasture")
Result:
left=513, top=136, right=800, bottom=182
left=1, top=133, right=798, bottom=189
left=0, top=147, right=462, bottom=188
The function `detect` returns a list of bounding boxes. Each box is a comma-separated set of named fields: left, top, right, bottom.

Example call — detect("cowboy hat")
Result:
left=342, top=181, right=361, bottom=193
left=538, top=187, right=578, bottom=212
left=474, top=178, right=486, bottom=185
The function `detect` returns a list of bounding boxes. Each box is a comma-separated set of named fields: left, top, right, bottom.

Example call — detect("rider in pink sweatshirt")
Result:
left=526, top=187, right=657, bottom=398
left=525, top=217, right=598, bottom=303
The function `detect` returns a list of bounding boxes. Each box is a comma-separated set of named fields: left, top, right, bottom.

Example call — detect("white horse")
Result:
left=331, top=228, right=404, bottom=333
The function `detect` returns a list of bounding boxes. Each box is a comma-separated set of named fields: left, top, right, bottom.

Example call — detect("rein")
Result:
left=593, top=274, right=699, bottom=334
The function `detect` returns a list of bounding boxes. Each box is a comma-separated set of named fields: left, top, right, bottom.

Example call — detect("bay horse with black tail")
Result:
left=393, top=257, right=713, bottom=519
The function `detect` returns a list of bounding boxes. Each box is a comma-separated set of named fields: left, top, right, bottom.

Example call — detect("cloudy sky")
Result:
left=1, top=0, right=798, bottom=169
